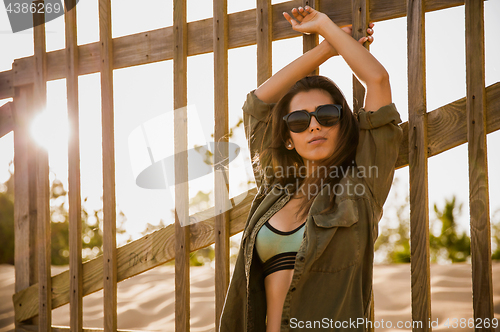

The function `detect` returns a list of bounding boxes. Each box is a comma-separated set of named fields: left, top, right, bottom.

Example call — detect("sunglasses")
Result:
left=282, top=104, right=342, bottom=133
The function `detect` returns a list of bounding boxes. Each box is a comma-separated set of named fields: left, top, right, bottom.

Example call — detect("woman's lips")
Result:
left=308, top=138, right=326, bottom=144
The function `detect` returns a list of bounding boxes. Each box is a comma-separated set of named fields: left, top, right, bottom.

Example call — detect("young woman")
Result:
left=219, top=6, right=403, bottom=332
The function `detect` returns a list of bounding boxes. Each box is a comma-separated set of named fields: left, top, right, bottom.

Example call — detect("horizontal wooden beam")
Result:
left=11, top=81, right=500, bottom=322
left=395, top=81, right=500, bottom=169
left=0, top=70, right=13, bottom=100
left=0, top=0, right=466, bottom=99
left=13, top=188, right=256, bottom=322
left=0, top=102, right=14, bottom=138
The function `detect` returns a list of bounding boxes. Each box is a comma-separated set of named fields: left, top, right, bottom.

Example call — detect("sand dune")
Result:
left=1, top=263, right=499, bottom=331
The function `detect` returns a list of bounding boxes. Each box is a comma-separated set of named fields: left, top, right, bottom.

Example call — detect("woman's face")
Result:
left=286, top=89, right=340, bottom=167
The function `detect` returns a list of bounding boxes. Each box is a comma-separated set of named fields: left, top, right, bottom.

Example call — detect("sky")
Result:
left=0, top=0, right=499, bottom=249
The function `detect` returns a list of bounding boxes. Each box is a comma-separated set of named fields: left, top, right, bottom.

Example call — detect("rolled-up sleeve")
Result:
left=355, top=103, right=403, bottom=208
left=242, top=90, right=275, bottom=190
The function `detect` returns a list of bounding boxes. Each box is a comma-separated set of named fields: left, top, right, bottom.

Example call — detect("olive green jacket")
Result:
left=219, top=90, right=403, bottom=332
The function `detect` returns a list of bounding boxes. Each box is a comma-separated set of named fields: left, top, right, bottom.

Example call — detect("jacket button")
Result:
left=283, top=318, right=289, bottom=325
left=298, top=256, right=304, bottom=262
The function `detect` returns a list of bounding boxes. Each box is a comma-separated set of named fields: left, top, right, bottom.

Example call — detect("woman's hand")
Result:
left=283, top=6, right=329, bottom=35
left=284, top=6, right=375, bottom=57
left=321, top=23, right=375, bottom=57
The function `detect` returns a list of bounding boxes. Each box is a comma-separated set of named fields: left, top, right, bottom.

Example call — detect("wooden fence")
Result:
left=0, top=0, right=498, bottom=331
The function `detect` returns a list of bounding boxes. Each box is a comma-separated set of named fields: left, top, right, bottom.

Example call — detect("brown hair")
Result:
left=253, top=75, right=359, bottom=222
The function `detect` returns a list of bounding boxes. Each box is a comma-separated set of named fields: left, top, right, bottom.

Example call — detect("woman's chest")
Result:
left=267, top=195, right=307, bottom=231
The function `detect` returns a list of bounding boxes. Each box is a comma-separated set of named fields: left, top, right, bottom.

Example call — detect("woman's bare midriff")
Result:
left=264, top=195, right=306, bottom=332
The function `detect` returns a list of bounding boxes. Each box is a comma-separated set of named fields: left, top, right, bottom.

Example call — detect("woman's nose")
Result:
left=309, top=115, right=321, bottom=131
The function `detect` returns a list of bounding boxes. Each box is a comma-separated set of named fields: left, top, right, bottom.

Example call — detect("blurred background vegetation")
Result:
left=1, top=166, right=499, bottom=267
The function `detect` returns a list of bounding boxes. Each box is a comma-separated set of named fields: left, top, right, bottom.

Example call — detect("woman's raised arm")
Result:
left=284, top=6, right=391, bottom=112
left=254, top=20, right=374, bottom=104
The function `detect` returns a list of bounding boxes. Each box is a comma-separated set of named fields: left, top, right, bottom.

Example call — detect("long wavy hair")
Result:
left=253, top=75, right=359, bottom=223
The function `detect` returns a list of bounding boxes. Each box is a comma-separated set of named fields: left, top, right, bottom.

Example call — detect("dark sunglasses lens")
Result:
left=287, top=112, right=310, bottom=132
left=317, top=105, right=340, bottom=126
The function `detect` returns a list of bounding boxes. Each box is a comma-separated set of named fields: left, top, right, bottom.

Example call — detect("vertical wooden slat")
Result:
left=465, top=0, right=493, bottom=328
left=98, top=0, right=117, bottom=331
left=213, top=0, right=229, bottom=330
left=257, top=0, right=272, bottom=86
left=352, top=0, right=369, bottom=115
left=407, top=0, right=431, bottom=330
left=351, top=1, right=372, bottom=324
left=173, top=0, right=190, bottom=331
left=33, top=1, right=52, bottom=330
left=64, top=1, right=83, bottom=331
left=13, top=89, right=30, bottom=295
left=302, top=0, right=319, bottom=75
left=13, top=85, right=38, bottom=329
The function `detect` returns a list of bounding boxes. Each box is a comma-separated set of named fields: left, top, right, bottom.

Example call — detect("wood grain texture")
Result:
left=407, top=0, right=431, bottom=330
left=0, top=102, right=14, bottom=138
left=13, top=188, right=255, bottom=322
left=351, top=0, right=369, bottom=115
left=351, top=1, right=371, bottom=325
left=98, top=0, right=117, bottom=331
left=3, top=0, right=467, bottom=96
left=394, top=82, right=500, bottom=169
left=64, top=1, right=83, bottom=331
left=213, top=0, right=230, bottom=330
left=465, top=0, right=493, bottom=327
left=173, top=0, right=190, bottom=331
left=32, top=3, right=52, bottom=330
left=257, top=0, right=272, bottom=86
left=302, top=0, right=319, bottom=75
left=13, top=85, right=38, bottom=331
left=0, top=70, right=14, bottom=100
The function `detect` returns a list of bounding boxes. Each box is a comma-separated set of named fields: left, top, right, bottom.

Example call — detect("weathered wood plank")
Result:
left=395, top=85, right=500, bottom=171
left=351, top=0, right=369, bottom=115
left=32, top=2, right=52, bottom=330
left=407, top=0, right=431, bottom=330
left=0, top=70, right=14, bottom=100
left=213, top=0, right=230, bottom=330
left=302, top=0, right=319, bottom=75
left=3, top=0, right=468, bottom=96
left=465, top=0, right=493, bottom=328
left=173, top=0, right=190, bottom=331
left=13, top=91, right=29, bottom=294
left=98, top=0, right=117, bottom=331
left=257, top=0, right=272, bottom=86
left=352, top=0, right=372, bottom=325
left=64, top=1, right=83, bottom=331
left=13, top=85, right=38, bottom=331
left=0, top=102, right=14, bottom=138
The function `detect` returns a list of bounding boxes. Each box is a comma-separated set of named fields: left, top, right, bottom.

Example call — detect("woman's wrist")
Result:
left=317, top=17, right=339, bottom=40
left=318, top=40, right=338, bottom=58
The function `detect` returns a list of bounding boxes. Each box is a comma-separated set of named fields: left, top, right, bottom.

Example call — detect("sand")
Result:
left=1, top=263, right=500, bottom=331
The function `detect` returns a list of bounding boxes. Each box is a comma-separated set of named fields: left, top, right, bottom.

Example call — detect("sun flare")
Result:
left=29, top=108, right=71, bottom=152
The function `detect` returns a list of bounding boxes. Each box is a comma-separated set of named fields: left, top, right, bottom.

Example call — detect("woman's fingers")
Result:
left=304, top=5, right=316, bottom=14
left=359, top=35, right=374, bottom=44
left=283, top=12, right=299, bottom=28
left=292, top=8, right=304, bottom=22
